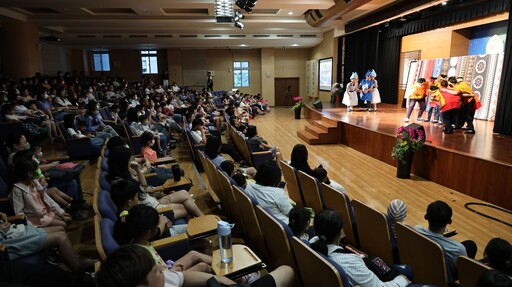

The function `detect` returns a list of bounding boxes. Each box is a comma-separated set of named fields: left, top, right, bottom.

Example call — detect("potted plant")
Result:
left=391, top=125, right=425, bottom=179
left=291, top=96, right=304, bottom=119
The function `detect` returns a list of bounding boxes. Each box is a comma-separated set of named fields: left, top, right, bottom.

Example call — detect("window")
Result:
left=92, top=50, right=110, bottom=72
left=233, top=61, right=249, bottom=87
left=141, top=50, right=159, bottom=74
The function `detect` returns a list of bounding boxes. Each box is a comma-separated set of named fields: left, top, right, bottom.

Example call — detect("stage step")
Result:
left=297, top=130, right=321, bottom=145
left=298, top=117, right=339, bottom=145
left=314, top=120, right=337, bottom=132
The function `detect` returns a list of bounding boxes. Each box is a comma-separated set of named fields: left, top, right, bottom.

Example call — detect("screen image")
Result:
left=318, top=57, right=333, bottom=91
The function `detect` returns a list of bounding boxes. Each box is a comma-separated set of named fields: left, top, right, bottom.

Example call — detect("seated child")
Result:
left=64, top=114, right=113, bottom=152
left=288, top=206, right=311, bottom=240
left=314, top=167, right=346, bottom=194
left=9, top=158, right=72, bottom=228
left=114, top=204, right=212, bottom=273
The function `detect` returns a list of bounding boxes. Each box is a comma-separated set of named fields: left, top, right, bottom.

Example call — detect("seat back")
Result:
left=255, top=206, right=302, bottom=287
left=280, top=161, right=304, bottom=206
left=291, top=237, right=346, bottom=287
left=94, top=215, right=118, bottom=261
left=100, top=171, right=111, bottom=191
left=218, top=170, right=245, bottom=234
left=351, top=199, right=394, bottom=263
left=321, top=183, right=358, bottom=246
left=98, top=190, right=118, bottom=221
left=232, top=185, right=269, bottom=262
left=198, top=151, right=223, bottom=204
left=457, top=256, right=492, bottom=287
left=297, top=171, right=324, bottom=214
left=122, top=120, right=141, bottom=154
left=395, top=222, right=448, bottom=287
left=101, top=157, right=109, bottom=172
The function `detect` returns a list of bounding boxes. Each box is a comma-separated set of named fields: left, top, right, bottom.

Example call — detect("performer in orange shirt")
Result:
left=439, top=80, right=461, bottom=134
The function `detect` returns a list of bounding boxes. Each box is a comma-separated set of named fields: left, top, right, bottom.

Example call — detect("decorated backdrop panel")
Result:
left=410, top=53, right=504, bottom=121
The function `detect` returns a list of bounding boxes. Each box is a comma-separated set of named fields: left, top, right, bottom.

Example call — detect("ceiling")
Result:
left=0, top=0, right=403, bottom=49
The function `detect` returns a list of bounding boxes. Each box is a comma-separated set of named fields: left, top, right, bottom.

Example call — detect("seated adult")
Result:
left=96, top=245, right=294, bottom=287
left=414, top=200, right=477, bottom=282
left=244, top=160, right=292, bottom=224
left=310, top=209, right=410, bottom=287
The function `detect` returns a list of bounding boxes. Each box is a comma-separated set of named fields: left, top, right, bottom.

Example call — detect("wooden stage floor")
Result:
left=310, top=102, right=512, bottom=167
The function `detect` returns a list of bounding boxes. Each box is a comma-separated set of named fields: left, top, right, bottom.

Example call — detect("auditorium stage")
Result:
left=302, top=102, right=512, bottom=210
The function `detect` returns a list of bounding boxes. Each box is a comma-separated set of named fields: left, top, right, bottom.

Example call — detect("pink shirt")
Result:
left=141, top=146, right=158, bottom=163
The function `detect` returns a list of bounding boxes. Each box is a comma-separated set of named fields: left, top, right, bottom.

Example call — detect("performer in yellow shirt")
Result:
left=454, top=77, right=481, bottom=134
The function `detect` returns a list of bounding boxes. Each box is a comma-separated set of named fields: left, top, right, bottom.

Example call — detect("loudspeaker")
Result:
left=313, top=100, right=323, bottom=109
left=406, top=123, right=426, bottom=141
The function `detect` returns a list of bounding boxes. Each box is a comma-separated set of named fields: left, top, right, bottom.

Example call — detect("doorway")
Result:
left=275, top=78, right=300, bottom=106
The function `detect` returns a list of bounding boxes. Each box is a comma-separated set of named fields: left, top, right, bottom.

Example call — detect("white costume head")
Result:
left=350, top=72, right=359, bottom=80
left=370, top=69, right=377, bottom=78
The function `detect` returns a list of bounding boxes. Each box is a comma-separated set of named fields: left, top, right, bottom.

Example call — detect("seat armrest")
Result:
left=7, top=214, right=26, bottom=223
left=154, top=233, right=189, bottom=248
left=156, top=206, right=173, bottom=214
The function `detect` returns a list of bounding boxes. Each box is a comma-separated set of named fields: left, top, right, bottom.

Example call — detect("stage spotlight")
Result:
left=234, top=9, right=245, bottom=21
left=234, top=20, right=245, bottom=29
left=235, top=0, right=257, bottom=13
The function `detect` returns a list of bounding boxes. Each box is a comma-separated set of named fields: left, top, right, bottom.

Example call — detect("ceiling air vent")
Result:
left=104, top=35, right=121, bottom=38
left=229, top=35, right=246, bottom=38
left=277, top=35, right=293, bottom=38
left=179, top=35, right=198, bottom=38
left=253, top=35, right=270, bottom=38
left=205, top=35, right=222, bottom=38
left=77, top=35, right=96, bottom=38
left=155, top=35, right=173, bottom=38
left=129, top=35, right=147, bottom=38
left=300, top=35, right=317, bottom=38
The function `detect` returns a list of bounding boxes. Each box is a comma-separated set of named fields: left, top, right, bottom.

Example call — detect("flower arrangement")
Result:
left=391, top=125, right=425, bottom=164
left=291, top=96, right=304, bottom=110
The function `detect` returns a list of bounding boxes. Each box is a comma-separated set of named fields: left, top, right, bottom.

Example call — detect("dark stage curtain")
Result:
left=493, top=11, right=512, bottom=135
left=382, top=0, right=510, bottom=38
left=375, top=35, right=401, bottom=104
left=339, top=26, right=379, bottom=88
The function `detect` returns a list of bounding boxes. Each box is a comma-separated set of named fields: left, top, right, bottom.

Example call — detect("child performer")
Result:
left=405, top=78, right=428, bottom=123
left=454, top=77, right=481, bottom=134
left=342, top=72, right=359, bottom=112
left=359, top=71, right=374, bottom=111
left=426, top=86, right=443, bottom=123
left=370, top=69, right=381, bottom=111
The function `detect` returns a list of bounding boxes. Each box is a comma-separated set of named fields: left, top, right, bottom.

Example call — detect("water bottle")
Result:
left=218, top=221, right=234, bottom=264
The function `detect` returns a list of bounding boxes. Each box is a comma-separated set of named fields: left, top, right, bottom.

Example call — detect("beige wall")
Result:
left=0, top=20, right=42, bottom=78
left=275, top=48, right=310, bottom=101
left=40, top=42, right=70, bottom=76
left=401, top=28, right=470, bottom=59
left=309, top=30, right=337, bottom=102
left=261, top=48, right=276, bottom=106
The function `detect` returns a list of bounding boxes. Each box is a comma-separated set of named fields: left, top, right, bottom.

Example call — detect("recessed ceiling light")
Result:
left=240, top=44, right=247, bottom=46
left=291, top=44, right=299, bottom=46
left=441, top=1, right=447, bottom=5
left=288, top=11, right=293, bottom=15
